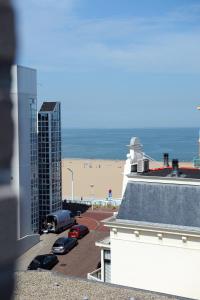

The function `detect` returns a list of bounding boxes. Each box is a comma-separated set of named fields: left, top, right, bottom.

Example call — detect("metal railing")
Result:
left=87, top=268, right=102, bottom=282
left=63, top=198, right=122, bottom=207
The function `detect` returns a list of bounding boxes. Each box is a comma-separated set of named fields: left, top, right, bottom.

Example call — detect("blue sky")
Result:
left=15, top=0, right=200, bottom=128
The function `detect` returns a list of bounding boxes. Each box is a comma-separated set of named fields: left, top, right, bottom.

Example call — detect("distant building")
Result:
left=38, top=102, right=62, bottom=226
left=11, top=65, right=39, bottom=253
left=89, top=138, right=200, bottom=299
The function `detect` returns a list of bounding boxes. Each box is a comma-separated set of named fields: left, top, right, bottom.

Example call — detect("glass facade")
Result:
left=38, top=103, right=62, bottom=226
left=30, top=98, right=39, bottom=233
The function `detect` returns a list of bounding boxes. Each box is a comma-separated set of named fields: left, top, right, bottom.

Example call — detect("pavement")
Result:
left=15, top=210, right=183, bottom=300
left=16, top=230, right=68, bottom=271
left=16, top=210, right=113, bottom=276
left=53, top=230, right=108, bottom=277
left=77, top=210, right=114, bottom=232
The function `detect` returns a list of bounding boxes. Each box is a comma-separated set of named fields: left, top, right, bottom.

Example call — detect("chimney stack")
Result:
left=172, top=159, right=179, bottom=176
left=163, top=153, right=169, bottom=167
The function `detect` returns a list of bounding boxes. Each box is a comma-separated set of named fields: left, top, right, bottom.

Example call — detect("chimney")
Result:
left=163, top=153, right=169, bottom=167
left=172, top=159, right=179, bottom=176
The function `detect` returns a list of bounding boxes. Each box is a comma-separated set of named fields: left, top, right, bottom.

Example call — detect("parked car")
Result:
left=52, top=237, right=78, bottom=254
left=27, top=254, right=58, bottom=270
left=68, top=225, right=89, bottom=239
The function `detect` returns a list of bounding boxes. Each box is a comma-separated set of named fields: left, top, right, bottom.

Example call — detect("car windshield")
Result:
left=32, top=256, right=44, bottom=264
left=53, top=242, right=64, bottom=247
left=65, top=239, right=73, bottom=244
left=33, top=259, right=40, bottom=264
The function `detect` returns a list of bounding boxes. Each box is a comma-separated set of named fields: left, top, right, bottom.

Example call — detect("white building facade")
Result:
left=11, top=65, right=39, bottom=253
left=89, top=137, right=200, bottom=299
left=103, top=200, right=200, bottom=299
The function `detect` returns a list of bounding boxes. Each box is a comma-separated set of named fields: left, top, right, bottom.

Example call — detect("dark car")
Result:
left=52, top=237, right=78, bottom=254
left=68, top=225, right=89, bottom=239
left=27, top=254, right=58, bottom=270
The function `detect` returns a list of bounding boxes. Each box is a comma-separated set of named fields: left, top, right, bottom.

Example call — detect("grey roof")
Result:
left=117, top=181, right=200, bottom=228
left=40, top=102, right=57, bottom=112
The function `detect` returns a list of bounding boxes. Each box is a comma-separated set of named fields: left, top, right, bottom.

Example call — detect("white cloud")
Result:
left=15, top=1, right=200, bottom=73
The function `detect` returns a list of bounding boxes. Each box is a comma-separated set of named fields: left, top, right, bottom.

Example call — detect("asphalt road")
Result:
left=16, top=210, right=112, bottom=276
left=53, top=230, right=108, bottom=277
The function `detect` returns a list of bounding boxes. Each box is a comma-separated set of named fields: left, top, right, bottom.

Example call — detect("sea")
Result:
left=62, top=128, right=199, bottom=162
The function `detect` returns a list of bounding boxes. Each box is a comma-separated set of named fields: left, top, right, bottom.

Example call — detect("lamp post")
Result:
left=90, top=184, right=94, bottom=210
left=67, top=168, right=74, bottom=201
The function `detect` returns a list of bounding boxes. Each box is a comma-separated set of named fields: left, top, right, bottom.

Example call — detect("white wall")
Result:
left=110, top=227, right=200, bottom=299
left=11, top=66, right=20, bottom=238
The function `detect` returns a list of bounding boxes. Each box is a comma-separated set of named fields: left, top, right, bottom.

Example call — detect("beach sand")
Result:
left=62, top=159, right=124, bottom=200
left=62, top=159, right=193, bottom=200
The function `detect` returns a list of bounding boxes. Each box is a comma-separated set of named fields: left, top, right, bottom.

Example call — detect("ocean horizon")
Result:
left=62, top=127, right=200, bottom=161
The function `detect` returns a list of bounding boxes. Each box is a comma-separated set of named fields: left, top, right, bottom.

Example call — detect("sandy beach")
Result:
left=62, top=159, right=124, bottom=200
left=62, top=159, right=193, bottom=200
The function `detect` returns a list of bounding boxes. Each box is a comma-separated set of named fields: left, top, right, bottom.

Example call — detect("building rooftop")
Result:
left=14, top=271, right=183, bottom=300
left=140, top=167, right=200, bottom=179
left=40, top=102, right=57, bottom=112
left=117, top=181, right=200, bottom=229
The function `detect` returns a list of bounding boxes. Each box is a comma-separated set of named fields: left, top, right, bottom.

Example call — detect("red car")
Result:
left=68, top=225, right=89, bottom=239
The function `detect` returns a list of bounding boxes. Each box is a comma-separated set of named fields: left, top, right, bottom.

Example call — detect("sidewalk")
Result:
left=16, top=230, right=68, bottom=271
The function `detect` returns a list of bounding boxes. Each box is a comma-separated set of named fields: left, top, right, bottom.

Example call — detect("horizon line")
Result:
left=62, top=126, right=200, bottom=130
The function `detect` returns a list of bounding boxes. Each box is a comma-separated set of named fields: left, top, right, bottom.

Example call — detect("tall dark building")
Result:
left=38, top=102, right=62, bottom=226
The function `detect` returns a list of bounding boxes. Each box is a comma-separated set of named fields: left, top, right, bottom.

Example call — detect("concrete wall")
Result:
left=0, top=1, right=16, bottom=298
left=17, top=234, right=40, bottom=257
left=110, top=226, right=200, bottom=299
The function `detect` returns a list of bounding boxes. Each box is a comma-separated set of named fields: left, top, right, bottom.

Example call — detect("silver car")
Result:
left=52, top=237, right=78, bottom=254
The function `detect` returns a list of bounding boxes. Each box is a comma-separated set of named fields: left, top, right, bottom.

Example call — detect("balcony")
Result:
left=95, top=236, right=110, bottom=249
left=87, top=267, right=102, bottom=282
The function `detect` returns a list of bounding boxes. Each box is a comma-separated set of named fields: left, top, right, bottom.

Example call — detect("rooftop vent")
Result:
left=163, top=153, right=169, bottom=167
left=170, top=159, right=180, bottom=177
left=172, top=159, right=179, bottom=170
left=167, top=158, right=187, bottom=178
left=137, top=159, right=149, bottom=173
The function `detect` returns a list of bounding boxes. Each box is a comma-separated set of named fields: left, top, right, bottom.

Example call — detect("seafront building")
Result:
left=89, top=137, right=200, bottom=299
left=38, top=101, right=62, bottom=226
left=11, top=65, right=39, bottom=253
left=122, top=137, right=149, bottom=196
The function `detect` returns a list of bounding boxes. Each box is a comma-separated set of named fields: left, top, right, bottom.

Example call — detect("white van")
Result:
left=44, top=210, right=75, bottom=233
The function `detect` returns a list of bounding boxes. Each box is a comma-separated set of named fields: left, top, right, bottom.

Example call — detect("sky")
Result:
left=15, top=0, right=200, bottom=128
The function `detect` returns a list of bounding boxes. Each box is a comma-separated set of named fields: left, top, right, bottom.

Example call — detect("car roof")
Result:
left=55, top=237, right=69, bottom=243
left=47, top=210, right=71, bottom=218
left=33, top=254, right=54, bottom=262
left=71, top=225, right=86, bottom=230
left=54, top=237, right=75, bottom=244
